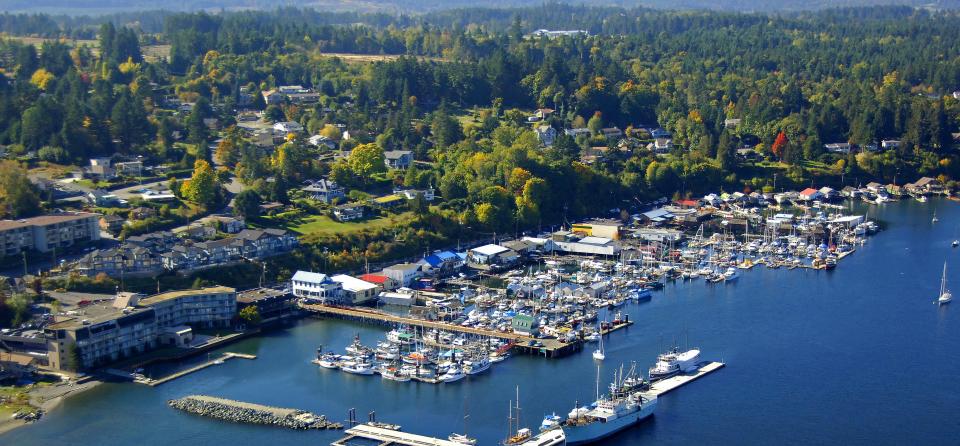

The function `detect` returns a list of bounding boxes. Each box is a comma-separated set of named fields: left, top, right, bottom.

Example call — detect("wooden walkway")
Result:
left=137, top=352, right=257, bottom=386
left=300, top=303, right=632, bottom=358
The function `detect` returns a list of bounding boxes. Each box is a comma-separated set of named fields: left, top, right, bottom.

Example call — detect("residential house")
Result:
left=535, top=108, right=555, bottom=120
left=302, top=179, right=346, bottom=203
left=396, top=188, right=435, bottom=201
left=262, top=90, right=283, bottom=105
left=259, top=202, right=285, bottom=214
left=564, top=128, right=591, bottom=138
left=129, top=207, right=157, bottom=220
left=600, top=127, right=623, bottom=140
left=723, top=118, right=741, bottom=128
left=819, top=187, right=839, bottom=200
left=332, top=204, right=365, bottom=222
left=75, top=246, right=160, bottom=277
left=87, top=157, right=116, bottom=180
left=173, top=224, right=216, bottom=240
left=736, top=147, right=759, bottom=160
left=648, top=138, right=673, bottom=155
left=865, top=182, right=886, bottom=194
left=308, top=134, right=338, bottom=150
left=650, top=128, right=672, bottom=139
left=535, top=125, right=557, bottom=146
left=126, top=231, right=177, bottom=253
left=273, top=121, right=304, bottom=135
left=384, top=150, right=413, bottom=169
left=114, top=160, right=143, bottom=177
left=825, top=143, right=853, bottom=154
left=881, top=140, right=901, bottom=151
left=87, top=190, right=124, bottom=207
left=197, top=215, right=245, bottom=233
left=234, top=228, right=298, bottom=259
left=99, top=214, right=124, bottom=233
left=420, top=251, right=464, bottom=277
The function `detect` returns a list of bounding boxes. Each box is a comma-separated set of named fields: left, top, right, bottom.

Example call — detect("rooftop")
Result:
left=137, top=286, right=236, bottom=307
left=292, top=270, right=331, bottom=284
left=0, top=212, right=99, bottom=231
left=331, top=274, right=379, bottom=292
left=470, top=244, right=510, bottom=256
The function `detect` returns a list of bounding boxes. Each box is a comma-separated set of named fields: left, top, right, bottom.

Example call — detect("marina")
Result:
left=4, top=199, right=960, bottom=446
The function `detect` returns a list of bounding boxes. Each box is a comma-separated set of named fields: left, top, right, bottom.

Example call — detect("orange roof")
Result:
left=800, top=188, right=820, bottom=195
left=359, top=274, right=389, bottom=284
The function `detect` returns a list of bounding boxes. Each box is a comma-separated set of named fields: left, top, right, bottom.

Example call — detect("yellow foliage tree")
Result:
left=30, top=68, right=55, bottom=90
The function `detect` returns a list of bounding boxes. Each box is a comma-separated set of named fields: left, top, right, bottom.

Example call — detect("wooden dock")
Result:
left=137, top=352, right=257, bottom=386
left=647, top=361, right=725, bottom=396
left=300, top=303, right=633, bottom=358
left=332, top=424, right=462, bottom=446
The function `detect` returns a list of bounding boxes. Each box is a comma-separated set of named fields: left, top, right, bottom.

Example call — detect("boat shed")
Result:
left=468, top=244, right=517, bottom=265
left=640, top=208, right=674, bottom=225
left=511, top=314, right=539, bottom=336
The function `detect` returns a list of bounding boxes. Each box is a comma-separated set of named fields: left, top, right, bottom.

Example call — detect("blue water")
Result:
left=4, top=199, right=960, bottom=445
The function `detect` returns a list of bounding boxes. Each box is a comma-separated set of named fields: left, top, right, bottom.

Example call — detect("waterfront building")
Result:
left=467, top=244, right=518, bottom=266
left=330, top=275, right=379, bottom=305
left=237, top=288, right=298, bottom=325
left=292, top=270, right=342, bottom=303
left=137, top=286, right=237, bottom=329
left=571, top=220, right=623, bottom=240
left=381, top=263, right=422, bottom=287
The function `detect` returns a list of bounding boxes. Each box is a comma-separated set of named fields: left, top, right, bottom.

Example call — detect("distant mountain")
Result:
left=0, top=0, right=957, bottom=15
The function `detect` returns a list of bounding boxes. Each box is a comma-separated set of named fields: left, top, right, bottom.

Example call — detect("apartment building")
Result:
left=0, top=212, right=101, bottom=256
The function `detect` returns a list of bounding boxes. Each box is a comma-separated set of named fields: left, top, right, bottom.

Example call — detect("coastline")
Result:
left=0, top=379, right=102, bottom=436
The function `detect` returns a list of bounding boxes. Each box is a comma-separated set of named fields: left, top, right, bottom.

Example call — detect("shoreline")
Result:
left=0, top=379, right=102, bottom=436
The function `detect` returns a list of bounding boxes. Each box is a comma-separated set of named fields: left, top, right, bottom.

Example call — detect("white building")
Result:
left=273, top=121, right=304, bottom=135
left=330, top=275, right=379, bottom=305
left=381, top=263, right=422, bottom=287
left=291, top=270, right=342, bottom=303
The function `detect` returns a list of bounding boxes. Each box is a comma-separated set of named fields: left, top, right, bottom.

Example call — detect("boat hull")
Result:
left=564, top=400, right=657, bottom=445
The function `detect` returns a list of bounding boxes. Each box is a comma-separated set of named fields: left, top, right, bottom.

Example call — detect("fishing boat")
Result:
left=340, top=360, right=375, bottom=375
left=557, top=365, right=658, bottom=445
left=315, top=353, right=341, bottom=369
left=722, top=267, right=740, bottom=282
left=379, top=365, right=411, bottom=382
left=441, top=365, right=466, bottom=383
left=648, top=347, right=701, bottom=381
left=464, top=357, right=491, bottom=375
left=939, top=262, right=952, bottom=306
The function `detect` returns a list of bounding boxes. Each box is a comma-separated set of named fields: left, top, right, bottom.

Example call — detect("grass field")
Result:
left=318, top=52, right=445, bottom=64
left=287, top=212, right=411, bottom=236
left=3, top=36, right=170, bottom=62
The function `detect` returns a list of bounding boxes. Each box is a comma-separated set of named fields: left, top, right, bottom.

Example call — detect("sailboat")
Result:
left=448, top=399, right=477, bottom=445
left=592, top=323, right=605, bottom=361
left=939, top=262, right=952, bottom=306
left=932, top=209, right=939, bottom=223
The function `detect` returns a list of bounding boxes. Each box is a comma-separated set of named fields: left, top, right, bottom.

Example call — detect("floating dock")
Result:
left=332, top=424, right=462, bottom=446
left=137, top=352, right=256, bottom=386
left=647, top=361, right=725, bottom=396
left=300, top=303, right=632, bottom=358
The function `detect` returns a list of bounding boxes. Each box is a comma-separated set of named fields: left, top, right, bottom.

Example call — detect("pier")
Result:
left=137, top=352, right=257, bottom=386
left=332, top=424, right=462, bottom=446
left=647, top=361, right=725, bottom=396
left=300, top=302, right=632, bottom=358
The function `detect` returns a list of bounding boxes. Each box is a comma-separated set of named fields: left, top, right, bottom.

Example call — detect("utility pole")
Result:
left=22, top=251, right=28, bottom=277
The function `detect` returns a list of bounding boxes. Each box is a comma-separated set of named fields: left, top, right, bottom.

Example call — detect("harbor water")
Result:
left=4, top=198, right=960, bottom=445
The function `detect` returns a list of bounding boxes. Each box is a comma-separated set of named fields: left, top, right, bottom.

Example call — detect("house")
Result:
left=99, top=214, right=125, bottom=233
left=308, top=134, right=337, bottom=150
left=198, top=215, right=245, bottom=233
left=799, top=188, right=824, bottom=201
left=126, top=231, right=177, bottom=253
left=396, top=188, right=435, bottom=201
left=535, top=108, right=555, bottom=120
left=234, top=228, right=298, bottom=258
left=511, top=314, right=539, bottom=336
left=382, top=263, right=422, bottom=287
left=302, top=179, right=345, bottom=204
left=736, top=147, right=759, bottom=160
left=886, top=184, right=904, bottom=197
left=647, top=138, right=673, bottom=155
left=332, top=204, right=365, bottom=222
left=359, top=273, right=398, bottom=291
left=865, top=182, right=886, bottom=194
left=129, top=207, right=156, bottom=220
left=825, top=143, right=853, bottom=154
left=273, top=121, right=304, bottom=135
left=881, top=140, right=901, bottom=151
left=141, top=189, right=176, bottom=202
left=819, top=187, right=839, bottom=200
left=75, top=246, right=161, bottom=276
left=650, top=128, right=672, bottom=139
left=292, top=270, right=342, bottom=304
left=535, top=125, right=557, bottom=147
left=0, top=353, right=38, bottom=379
left=913, top=177, right=943, bottom=194
left=262, top=90, right=283, bottom=105
left=114, top=160, right=143, bottom=177
left=86, top=190, right=124, bottom=207
left=841, top=186, right=861, bottom=198
left=724, top=118, right=741, bottom=128
left=384, top=150, right=413, bottom=169
left=87, top=157, right=116, bottom=180
left=564, top=128, right=591, bottom=138
left=371, top=194, right=406, bottom=210
left=173, top=224, right=216, bottom=240
left=600, top=127, right=623, bottom=140
left=330, top=274, right=379, bottom=305
left=421, top=250, right=465, bottom=276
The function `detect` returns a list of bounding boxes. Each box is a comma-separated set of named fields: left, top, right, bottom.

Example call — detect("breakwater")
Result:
left=167, top=395, right=342, bottom=430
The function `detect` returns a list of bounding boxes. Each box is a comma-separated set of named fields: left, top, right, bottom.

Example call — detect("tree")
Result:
left=587, top=111, right=604, bottom=135
left=29, top=68, right=55, bottom=90
left=348, top=143, right=387, bottom=181
left=238, top=306, right=262, bottom=326
left=716, top=131, right=735, bottom=171
left=186, top=97, right=212, bottom=146
left=64, top=342, right=80, bottom=371
left=181, top=159, right=220, bottom=206
left=110, top=89, right=151, bottom=150
left=0, top=161, right=42, bottom=219
left=233, top=189, right=262, bottom=219
left=772, top=131, right=788, bottom=160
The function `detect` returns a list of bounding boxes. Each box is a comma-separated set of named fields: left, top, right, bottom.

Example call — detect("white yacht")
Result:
left=464, top=357, right=491, bottom=375
left=340, top=360, right=375, bottom=375
left=648, top=348, right=701, bottom=381
left=723, top=267, right=739, bottom=282
left=441, top=366, right=466, bottom=383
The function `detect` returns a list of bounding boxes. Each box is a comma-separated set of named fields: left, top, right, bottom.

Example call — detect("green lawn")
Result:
left=288, top=212, right=412, bottom=236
